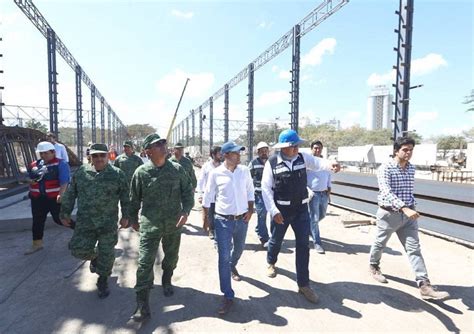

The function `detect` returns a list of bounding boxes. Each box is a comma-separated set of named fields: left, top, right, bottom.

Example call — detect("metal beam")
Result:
left=91, top=85, right=96, bottom=142
left=290, top=24, right=301, bottom=131
left=46, top=28, right=58, bottom=137
left=75, top=65, right=83, bottom=162
left=186, top=116, right=189, bottom=147
left=209, top=98, right=214, bottom=150
left=100, top=97, right=105, bottom=143
left=199, top=106, right=203, bottom=154
left=247, top=63, right=254, bottom=162
left=191, top=110, right=195, bottom=146
left=392, top=0, right=414, bottom=140
left=107, top=107, right=112, bottom=147
left=224, top=84, right=229, bottom=142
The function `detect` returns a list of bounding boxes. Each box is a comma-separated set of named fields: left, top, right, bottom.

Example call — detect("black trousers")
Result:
left=30, top=195, right=74, bottom=240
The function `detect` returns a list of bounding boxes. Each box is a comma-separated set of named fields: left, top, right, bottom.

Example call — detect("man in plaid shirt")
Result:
left=369, top=137, right=450, bottom=300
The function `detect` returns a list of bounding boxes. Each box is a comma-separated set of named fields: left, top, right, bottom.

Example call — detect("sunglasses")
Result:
left=91, top=153, right=107, bottom=158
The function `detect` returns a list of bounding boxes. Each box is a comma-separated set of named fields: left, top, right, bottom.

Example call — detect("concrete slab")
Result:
left=0, top=201, right=472, bottom=333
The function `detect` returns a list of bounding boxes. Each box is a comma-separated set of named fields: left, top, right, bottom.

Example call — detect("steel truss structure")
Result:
left=14, top=0, right=127, bottom=158
left=172, top=0, right=349, bottom=161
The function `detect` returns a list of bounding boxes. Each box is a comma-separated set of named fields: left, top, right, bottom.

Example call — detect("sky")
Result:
left=1, top=0, right=473, bottom=140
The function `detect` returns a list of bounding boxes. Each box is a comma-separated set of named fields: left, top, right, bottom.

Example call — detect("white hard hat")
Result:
left=256, top=141, right=269, bottom=150
left=36, top=141, right=55, bottom=153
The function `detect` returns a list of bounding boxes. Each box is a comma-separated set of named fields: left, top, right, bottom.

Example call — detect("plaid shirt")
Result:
left=377, top=160, right=415, bottom=210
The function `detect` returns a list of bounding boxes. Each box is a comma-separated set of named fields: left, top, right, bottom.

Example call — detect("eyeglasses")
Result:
left=91, top=153, right=107, bottom=158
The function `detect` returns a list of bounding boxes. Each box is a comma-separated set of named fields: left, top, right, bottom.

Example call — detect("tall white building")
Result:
left=367, top=85, right=393, bottom=130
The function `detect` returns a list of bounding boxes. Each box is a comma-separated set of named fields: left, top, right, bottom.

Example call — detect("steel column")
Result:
left=199, top=106, right=203, bottom=155
left=47, top=28, right=59, bottom=137
left=224, top=84, right=229, bottom=142
left=209, top=97, right=214, bottom=150
left=75, top=65, right=83, bottom=162
left=186, top=116, right=189, bottom=147
left=290, top=24, right=301, bottom=132
left=91, top=85, right=96, bottom=142
left=393, top=0, right=414, bottom=140
left=247, top=63, right=254, bottom=162
left=100, top=97, right=105, bottom=143
left=191, top=110, right=195, bottom=146
left=107, top=107, right=112, bottom=147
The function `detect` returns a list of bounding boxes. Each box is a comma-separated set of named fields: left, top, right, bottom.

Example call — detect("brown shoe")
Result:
left=267, top=264, right=277, bottom=278
left=369, top=264, right=388, bottom=283
left=231, top=268, right=241, bottom=281
left=298, top=286, right=319, bottom=304
left=217, top=298, right=233, bottom=315
left=420, top=282, right=450, bottom=300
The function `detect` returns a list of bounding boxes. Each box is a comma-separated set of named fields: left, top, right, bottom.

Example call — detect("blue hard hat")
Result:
left=221, top=141, right=245, bottom=154
left=273, top=129, right=305, bottom=148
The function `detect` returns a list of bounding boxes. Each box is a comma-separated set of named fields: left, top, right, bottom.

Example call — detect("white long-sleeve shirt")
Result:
left=54, top=142, right=69, bottom=163
left=261, top=151, right=333, bottom=218
left=197, top=159, right=221, bottom=195
left=203, top=164, right=255, bottom=216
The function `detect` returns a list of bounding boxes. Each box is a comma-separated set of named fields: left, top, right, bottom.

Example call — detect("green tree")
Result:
left=463, top=89, right=474, bottom=112
left=25, top=119, right=48, bottom=133
left=126, top=124, right=157, bottom=141
left=435, top=135, right=467, bottom=158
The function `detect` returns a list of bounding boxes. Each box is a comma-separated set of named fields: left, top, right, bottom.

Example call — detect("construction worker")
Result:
left=114, top=140, right=143, bottom=184
left=129, top=133, right=194, bottom=322
left=261, top=129, right=340, bottom=304
left=60, top=143, right=130, bottom=299
left=169, top=142, right=197, bottom=191
left=248, top=141, right=270, bottom=248
left=25, top=141, right=72, bottom=255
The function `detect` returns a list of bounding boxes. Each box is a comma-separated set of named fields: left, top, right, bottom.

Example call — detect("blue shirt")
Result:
left=377, top=160, right=415, bottom=210
left=307, top=169, right=331, bottom=192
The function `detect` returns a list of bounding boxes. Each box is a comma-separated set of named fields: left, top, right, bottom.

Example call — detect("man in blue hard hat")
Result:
left=261, top=129, right=340, bottom=304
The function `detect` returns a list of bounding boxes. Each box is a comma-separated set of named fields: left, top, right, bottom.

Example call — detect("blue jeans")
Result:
left=308, top=191, right=329, bottom=245
left=369, top=208, right=429, bottom=286
left=267, top=206, right=310, bottom=287
left=214, top=216, right=249, bottom=299
left=255, top=193, right=269, bottom=242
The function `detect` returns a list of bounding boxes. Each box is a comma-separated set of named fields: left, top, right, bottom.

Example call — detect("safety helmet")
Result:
left=273, top=129, right=305, bottom=149
left=256, top=142, right=269, bottom=151
left=36, top=141, right=55, bottom=153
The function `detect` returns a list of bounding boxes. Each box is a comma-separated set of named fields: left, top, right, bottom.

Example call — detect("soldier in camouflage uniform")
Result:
left=168, top=142, right=197, bottom=191
left=114, top=140, right=143, bottom=184
left=129, top=134, right=194, bottom=322
left=60, top=143, right=130, bottom=299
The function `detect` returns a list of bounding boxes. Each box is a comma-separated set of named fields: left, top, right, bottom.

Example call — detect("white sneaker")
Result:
left=314, top=244, right=325, bottom=254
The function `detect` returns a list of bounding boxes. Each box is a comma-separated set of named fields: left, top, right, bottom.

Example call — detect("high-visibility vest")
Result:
left=29, top=158, right=61, bottom=199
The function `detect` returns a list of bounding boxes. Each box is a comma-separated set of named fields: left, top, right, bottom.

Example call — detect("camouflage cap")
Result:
left=143, top=133, right=166, bottom=149
left=123, top=140, right=133, bottom=148
left=89, top=143, right=108, bottom=155
left=174, top=142, right=185, bottom=148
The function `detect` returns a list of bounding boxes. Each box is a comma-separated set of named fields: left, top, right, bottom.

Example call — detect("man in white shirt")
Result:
left=203, top=141, right=254, bottom=315
left=46, top=132, right=69, bottom=163
left=262, top=129, right=339, bottom=304
left=198, top=146, right=222, bottom=239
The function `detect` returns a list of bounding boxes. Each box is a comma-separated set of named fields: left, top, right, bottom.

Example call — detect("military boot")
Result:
left=162, top=270, right=174, bottom=297
left=24, top=240, right=44, bottom=255
left=96, top=276, right=110, bottom=299
left=131, top=290, right=151, bottom=322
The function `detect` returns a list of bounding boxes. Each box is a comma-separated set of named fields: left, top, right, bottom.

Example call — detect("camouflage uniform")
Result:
left=60, top=163, right=130, bottom=278
left=130, top=160, right=194, bottom=293
left=169, top=155, right=197, bottom=189
left=114, top=152, right=143, bottom=184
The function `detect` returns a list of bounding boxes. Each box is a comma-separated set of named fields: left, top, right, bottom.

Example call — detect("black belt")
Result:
left=379, top=206, right=398, bottom=212
left=215, top=212, right=246, bottom=221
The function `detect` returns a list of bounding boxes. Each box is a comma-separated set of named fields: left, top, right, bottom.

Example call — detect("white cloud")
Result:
left=301, top=38, right=336, bottom=68
left=411, top=53, right=447, bottom=76
left=171, top=9, right=194, bottom=19
left=366, top=70, right=395, bottom=86
left=367, top=53, right=447, bottom=86
left=255, top=90, right=288, bottom=108
left=279, top=70, right=291, bottom=79
left=441, top=126, right=469, bottom=136
left=258, top=20, right=273, bottom=29
left=271, top=65, right=279, bottom=73
left=155, top=69, right=214, bottom=99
